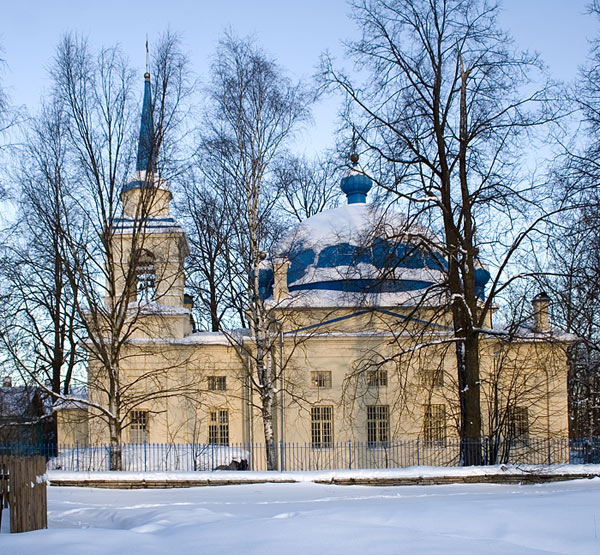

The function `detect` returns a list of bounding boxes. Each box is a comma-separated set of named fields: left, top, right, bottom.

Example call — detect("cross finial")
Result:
left=350, top=127, right=359, bottom=166
left=145, top=36, right=150, bottom=79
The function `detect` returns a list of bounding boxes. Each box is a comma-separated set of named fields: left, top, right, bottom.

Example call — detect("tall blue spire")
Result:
left=136, top=71, right=153, bottom=172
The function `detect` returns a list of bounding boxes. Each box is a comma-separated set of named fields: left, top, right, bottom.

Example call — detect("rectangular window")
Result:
left=420, top=368, right=444, bottom=387
left=208, top=376, right=227, bottom=391
left=367, top=405, right=389, bottom=445
left=208, top=410, right=229, bottom=445
left=311, top=406, right=333, bottom=448
left=508, top=406, right=529, bottom=445
left=311, top=371, right=332, bottom=389
left=423, top=404, right=446, bottom=446
left=367, top=369, right=388, bottom=388
left=130, top=410, right=148, bottom=444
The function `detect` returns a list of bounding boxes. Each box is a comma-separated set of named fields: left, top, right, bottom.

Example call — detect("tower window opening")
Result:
left=136, top=251, right=156, bottom=302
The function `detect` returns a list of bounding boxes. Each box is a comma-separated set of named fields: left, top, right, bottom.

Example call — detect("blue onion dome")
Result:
left=340, top=169, right=372, bottom=204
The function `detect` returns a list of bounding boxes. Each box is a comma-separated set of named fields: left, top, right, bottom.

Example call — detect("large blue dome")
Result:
left=279, top=203, right=446, bottom=294
left=260, top=202, right=487, bottom=306
left=260, top=170, right=490, bottom=305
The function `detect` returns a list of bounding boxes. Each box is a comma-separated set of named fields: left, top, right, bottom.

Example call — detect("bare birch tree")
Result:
left=177, top=168, right=242, bottom=332
left=0, top=44, right=20, bottom=201
left=199, top=33, right=313, bottom=469
left=538, top=1, right=600, bottom=442
left=274, top=154, right=343, bottom=222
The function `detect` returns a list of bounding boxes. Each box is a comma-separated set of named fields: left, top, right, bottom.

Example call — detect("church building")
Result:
left=56, top=72, right=573, bottom=469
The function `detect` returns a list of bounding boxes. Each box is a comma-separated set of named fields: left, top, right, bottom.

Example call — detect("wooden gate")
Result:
left=0, top=456, right=47, bottom=533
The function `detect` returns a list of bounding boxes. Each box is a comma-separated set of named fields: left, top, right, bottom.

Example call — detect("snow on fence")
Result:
left=1, top=438, right=599, bottom=472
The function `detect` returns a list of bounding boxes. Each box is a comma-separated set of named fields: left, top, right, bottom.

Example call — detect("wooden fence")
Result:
left=0, top=456, right=47, bottom=533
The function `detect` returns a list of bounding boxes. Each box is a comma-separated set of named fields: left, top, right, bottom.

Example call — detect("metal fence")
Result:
left=1, top=438, right=600, bottom=472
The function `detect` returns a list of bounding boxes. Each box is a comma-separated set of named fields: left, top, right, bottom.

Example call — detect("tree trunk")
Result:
left=455, top=57, right=482, bottom=466
left=108, top=381, right=122, bottom=470
left=257, top=346, right=278, bottom=470
left=457, top=331, right=482, bottom=465
left=261, top=392, right=278, bottom=471
left=108, top=416, right=122, bottom=471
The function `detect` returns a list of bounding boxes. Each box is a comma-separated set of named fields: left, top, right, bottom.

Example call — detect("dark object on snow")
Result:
left=215, top=458, right=248, bottom=471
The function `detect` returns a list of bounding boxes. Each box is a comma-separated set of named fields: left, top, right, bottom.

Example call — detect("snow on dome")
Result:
left=259, top=157, right=493, bottom=305
left=261, top=202, right=450, bottom=302
left=277, top=203, right=434, bottom=252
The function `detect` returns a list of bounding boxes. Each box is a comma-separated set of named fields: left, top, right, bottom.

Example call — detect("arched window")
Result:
left=135, top=250, right=156, bottom=302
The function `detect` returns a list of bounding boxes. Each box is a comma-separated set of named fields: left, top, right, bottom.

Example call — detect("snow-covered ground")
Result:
left=44, top=463, right=600, bottom=483
left=2, top=478, right=600, bottom=554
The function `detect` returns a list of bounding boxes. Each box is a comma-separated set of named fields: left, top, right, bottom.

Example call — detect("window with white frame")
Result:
left=208, top=410, right=229, bottom=445
left=130, top=410, right=148, bottom=443
left=311, top=371, right=332, bottom=389
left=311, top=406, right=333, bottom=448
left=367, top=405, right=389, bottom=445
left=423, top=404, right=446, bottom=446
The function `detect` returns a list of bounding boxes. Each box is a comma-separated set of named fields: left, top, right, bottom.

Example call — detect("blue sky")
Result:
left=1, top=0, right=597, bottom=154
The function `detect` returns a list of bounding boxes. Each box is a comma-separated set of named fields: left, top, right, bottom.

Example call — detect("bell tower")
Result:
left=113, top=70, right=192, bottom=338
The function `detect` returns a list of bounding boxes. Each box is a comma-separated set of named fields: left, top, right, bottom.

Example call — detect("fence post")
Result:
left=211, top=443, right=215, bottom=472
left=76, top=441, right=79, bottom=472
left=483, top=436, right=488, bottom=465
left=348, top=440, right=352, bottom=470
left=547, top=438, right=552, bottom=465
left=144, top=441, right=147, bottom=472
left=416, top=438, right=420, bottom=466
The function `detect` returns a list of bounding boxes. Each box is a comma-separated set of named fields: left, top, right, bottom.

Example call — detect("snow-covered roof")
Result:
left=495, top=322, right=579, bottom=343
left=53, top=387, right=89, bottom=412
left=126, top=329, right=250, bottom=347
left=113, top=216, right=185, bottom=235
left=0, top=385, right=50, bottom=417
left=267, top=287, right=447, bottom=310
left=127, top=301, right=192, bottom=316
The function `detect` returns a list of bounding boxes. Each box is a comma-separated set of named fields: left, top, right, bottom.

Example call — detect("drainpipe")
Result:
left=280, top=328, right=285, bottom=445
